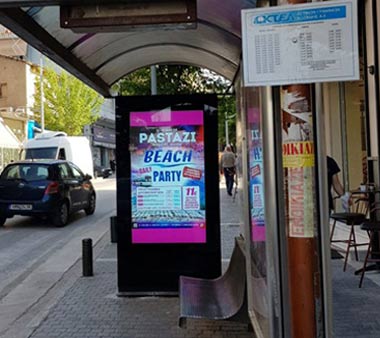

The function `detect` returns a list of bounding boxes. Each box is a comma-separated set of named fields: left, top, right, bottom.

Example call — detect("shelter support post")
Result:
left=281, top=83, right=320, bottom=338
left=278, top=1, right=324, bottom=338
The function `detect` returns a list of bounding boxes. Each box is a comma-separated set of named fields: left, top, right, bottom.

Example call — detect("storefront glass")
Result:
left=243, top=86, right=270, bottom=337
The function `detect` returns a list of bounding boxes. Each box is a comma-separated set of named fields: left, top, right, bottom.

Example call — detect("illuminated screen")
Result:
left=130, top=110, right=206, bottom=244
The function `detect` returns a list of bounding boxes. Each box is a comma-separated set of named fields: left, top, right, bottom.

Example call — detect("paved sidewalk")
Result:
left=26, top=187, right=380, bottom=338
left=29, top=187, right=252, bottom=338
left=332, top=259, right=380, bottom=338
left=30, top=247, right=253, bottom=338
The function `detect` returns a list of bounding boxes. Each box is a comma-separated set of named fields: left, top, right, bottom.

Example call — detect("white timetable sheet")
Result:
left=242, top=0, right=359, bottom=86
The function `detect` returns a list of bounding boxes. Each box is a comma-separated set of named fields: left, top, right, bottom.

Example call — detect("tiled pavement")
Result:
left=28, top=186, right=380, bottom=338
left=30, top=254, right=253, bottom=338
left=332, top=258, right=380, bottom=338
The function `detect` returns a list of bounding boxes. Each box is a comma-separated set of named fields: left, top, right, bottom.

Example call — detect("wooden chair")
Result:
left=330, top=196, right=370, bottom=271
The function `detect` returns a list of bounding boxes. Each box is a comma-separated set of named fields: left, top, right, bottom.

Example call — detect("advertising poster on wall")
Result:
left=129, top=109, right=206, bottom=244
left=248, top=107, right=266, bottom=242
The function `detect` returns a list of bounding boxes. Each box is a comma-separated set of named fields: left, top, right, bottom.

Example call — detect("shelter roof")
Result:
left=0, top=1, right=257, bottom=97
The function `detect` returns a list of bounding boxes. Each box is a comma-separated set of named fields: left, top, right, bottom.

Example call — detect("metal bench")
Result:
left=179, top=236, right=249, bottom=328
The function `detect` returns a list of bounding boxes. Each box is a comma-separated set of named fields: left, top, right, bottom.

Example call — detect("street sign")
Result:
left=242, top=0, right=359, bottom=86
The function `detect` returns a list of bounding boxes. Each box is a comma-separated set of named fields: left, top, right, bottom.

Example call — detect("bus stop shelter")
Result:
left=0, top=0, right=251, bottom=97
left=0, top=1, right=341, bottom=338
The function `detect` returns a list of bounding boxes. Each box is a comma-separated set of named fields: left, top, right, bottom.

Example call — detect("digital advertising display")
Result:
left=116, top=94, right=220, bottom=294
left=129, top=110, right=206, bottom=244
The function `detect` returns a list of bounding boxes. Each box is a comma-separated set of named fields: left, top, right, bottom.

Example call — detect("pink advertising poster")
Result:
left=129, top=110, right=206, bottom=244
left=248, top=107, right=266, bottom=242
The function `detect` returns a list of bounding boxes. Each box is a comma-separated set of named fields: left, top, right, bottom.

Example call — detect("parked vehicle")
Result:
left=0, top=159, right=96, bottom=227
left=22, top=131, right=94, bottom=178
left=94, top=165, right=113, bottom=179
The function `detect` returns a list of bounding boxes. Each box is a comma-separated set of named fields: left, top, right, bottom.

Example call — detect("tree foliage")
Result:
left=218, top=95, right=236, bottom=149
left=115, top=65, right=229, bottom=96
left=114, top=65, right=236, bottom=146
left=33, top=67, right=104, bottom=135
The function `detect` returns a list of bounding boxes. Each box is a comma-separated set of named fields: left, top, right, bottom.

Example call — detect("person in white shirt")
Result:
left=220, top=145, right=236, bottom=196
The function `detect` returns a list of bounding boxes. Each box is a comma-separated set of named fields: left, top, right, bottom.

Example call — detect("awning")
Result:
left=0, top=118, right=21, bottom=148
left=0, top=1, right=258, bottom=97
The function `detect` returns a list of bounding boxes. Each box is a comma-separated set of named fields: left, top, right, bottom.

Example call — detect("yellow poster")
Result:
left=283, top=141, right=314, bottom=168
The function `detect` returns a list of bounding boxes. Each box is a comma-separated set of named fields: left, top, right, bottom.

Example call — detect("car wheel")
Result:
left=85, top=193, right=96, bottom=215
left=0, top=217, right=6, bottom=226
left=52, top=202, right=69, bottom=227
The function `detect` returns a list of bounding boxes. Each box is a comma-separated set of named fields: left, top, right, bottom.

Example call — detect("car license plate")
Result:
left=9, top=204, right=33, bottom=210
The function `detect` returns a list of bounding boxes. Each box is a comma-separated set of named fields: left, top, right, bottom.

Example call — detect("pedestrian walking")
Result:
left=220, top=145, right=236, bottom=196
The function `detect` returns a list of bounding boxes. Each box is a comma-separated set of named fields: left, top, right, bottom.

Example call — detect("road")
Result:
left=0, top=177, right=116, bottom=338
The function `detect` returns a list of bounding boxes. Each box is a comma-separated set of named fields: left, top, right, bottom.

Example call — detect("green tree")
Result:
left=33, top=67, right=104, bottom=135
left=218, top=95, right=236, bottom=149
left=115, top=65, right=226, bottom=95
left=114, top=65, right=236, bottom=146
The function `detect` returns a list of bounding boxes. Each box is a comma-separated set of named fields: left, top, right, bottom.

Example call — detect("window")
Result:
left=70, top=164, right=83, bottom=179
left=58, top=164, right=71, bottom=179
left=0, top=83, right=7, bottom=98
left=1, top=165, right=22, bottom=179
left=1, top=164, right=49, bottom=181
left=25, top=147, right=58, bottom=160
left=27, top=165, right=49, bottom=181
left=58, top=148, right=66, bottom=160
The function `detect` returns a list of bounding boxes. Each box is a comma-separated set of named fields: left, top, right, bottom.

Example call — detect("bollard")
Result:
left=110, top=216, right=117, bottom=243
left=82, top=238, right=93, bottom=277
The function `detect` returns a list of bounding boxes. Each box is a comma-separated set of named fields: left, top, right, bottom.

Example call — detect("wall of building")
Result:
left=0, top=55, right=28, bottom=109
left=26, top=62, right=36, bottom=113
left=84, top=98, right=116, bottom=168
left=0, top=55, right=36, bottom=142
left=323, top=83, right=341, bottom=163
left=345, top=79, right=367, bottom=188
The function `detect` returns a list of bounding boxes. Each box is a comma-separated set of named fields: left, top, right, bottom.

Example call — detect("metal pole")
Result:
left=82, top=238, right=93, bottom=277
left=279, top=0, right=322, bottom=337
left=110, top=216, right=117, bottom=243
left=225, top=112, right=229, bottom=146
left=315, top=82, right=333, bottom=338
left=262, top=86, right=291, bottom=338
left=312, top=1, right=333, bottom=335
left=40, top=54, right=45, bottom=133
left=151, top=65, right=157, bottom=95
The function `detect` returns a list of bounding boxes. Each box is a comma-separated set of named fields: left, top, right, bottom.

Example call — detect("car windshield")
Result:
left=0, top=164, right=51, bottom=182
left=24, top=147, right=58, bottom=160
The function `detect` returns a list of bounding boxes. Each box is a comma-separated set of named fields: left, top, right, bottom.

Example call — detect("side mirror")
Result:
left=84, top=174, right=92, bottom=180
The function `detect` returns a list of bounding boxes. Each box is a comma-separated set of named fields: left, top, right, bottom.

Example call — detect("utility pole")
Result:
left=225, top=112, right=229, bottom=146
left=40, top=54, right=45, bottom=132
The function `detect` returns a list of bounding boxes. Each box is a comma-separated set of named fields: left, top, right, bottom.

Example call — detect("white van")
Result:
left=22, top=131, right=94, bottom=177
